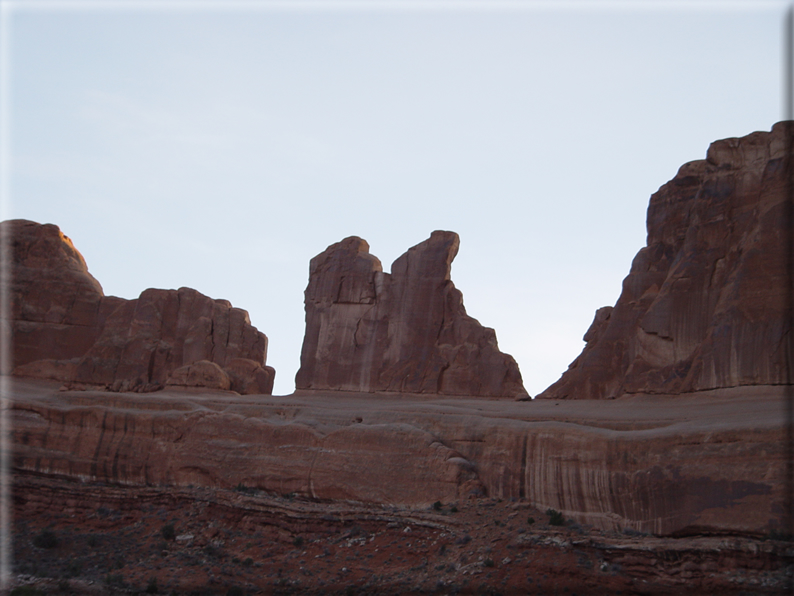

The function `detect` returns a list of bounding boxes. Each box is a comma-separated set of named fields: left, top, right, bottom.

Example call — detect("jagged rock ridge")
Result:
left=296, top=231, right=528, bottom=398
left=8, top=219, right=275, bottom=394
left=540, top=122, right=793, bottom=399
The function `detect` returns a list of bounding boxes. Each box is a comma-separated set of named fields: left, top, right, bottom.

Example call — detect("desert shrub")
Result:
left=242, top=557, right=254, bottom=567
left=146, top=577, right=159, bottom=594
left=203, top=544, right=221, bottom=558
left=293, top=536, right=304, bottom=548
left=432, top=501, right=442, bottom=511
left=483, top=558, right=495, bottom=568
left=527, top=517, right=535, bottom=525
left=227, top=587, right=244, bottom=596
left=767, top=528, right=793, bottom=541
left=546, top=509, right=565, bottom=526
left=65, top=560, right=82, bottom=577
left=105, top=573, right=125, bottom=588
left=32, top=529, right=59, bottom=549
left=161, top=523, right=175, bottom=541
left=450, top=505, right=458, bottom=513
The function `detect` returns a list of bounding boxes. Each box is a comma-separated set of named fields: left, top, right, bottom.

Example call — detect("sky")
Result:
left=1, top=0, right=788, bottom=396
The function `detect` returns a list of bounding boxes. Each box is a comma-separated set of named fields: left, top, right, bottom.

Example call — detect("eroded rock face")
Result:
left=296, top=231, right=527, bottom=398
left=8, top=219, right=274, bottom=394
left=11, top=379, right=786, bottom=536
left=539, top=122, right=793, bottom=399
left=6, top=220, right=123, bottom=376
left=70, top=286, right=273, bottom=393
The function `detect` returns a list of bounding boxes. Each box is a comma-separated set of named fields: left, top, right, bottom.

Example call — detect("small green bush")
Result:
left=483, top=558, right=495, bottom=568
left=32, top=529, right=59, bottom=549
left=161, top=523, right=175, bottom=541
left=293, top=536, right=304, bottom=548
left=546, top=508, right=565, bottom=526
left=105, top=573, right=125, bottom=588
left=65, top=560, right=82, bottom=577
left=146, top=577, right=159, bottom=594
left=242, top=557, right=254, bottom=567
left=450, top=505, right=458, bottom=513
left=527, top=516, right=535, bottom=525
left=432, top=501, right=442, bottom=511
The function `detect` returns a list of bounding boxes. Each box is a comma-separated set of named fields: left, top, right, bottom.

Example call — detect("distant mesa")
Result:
left=296, top=230, right=528, bottom=398
left=7, top=219, right=275, bottom=394
left=539, top=122, right=793, bottom=399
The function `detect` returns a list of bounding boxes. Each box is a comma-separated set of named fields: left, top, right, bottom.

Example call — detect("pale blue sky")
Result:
left=2, top=1, right=787, bottom=395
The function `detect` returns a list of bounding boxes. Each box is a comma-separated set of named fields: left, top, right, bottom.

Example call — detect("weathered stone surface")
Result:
left=5, top=220, right=122, bottom=377
left=8, top=220, right=274, bottom=394
left=70, top=286, right=269, bottom=393
left=166, top=360, right=232, bottom=391
left=224, top=357, right=276, bottom=395
left=296, top=231, right=527, bottom=398
left=539, top=122, right=793, bottom=399
left=11, top=379, right=786, bottom=536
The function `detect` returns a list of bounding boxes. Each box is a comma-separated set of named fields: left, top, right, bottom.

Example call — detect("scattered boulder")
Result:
left=7, top=219, right=275, bottom=394
left=539, top=122, right=793, bottom=399
left=296, top=231, right=527, bottom=398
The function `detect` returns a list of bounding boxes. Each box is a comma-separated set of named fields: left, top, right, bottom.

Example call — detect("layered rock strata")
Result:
left=540, top=122, right=793, bottom=399
left=12, top=379, right=786, bottom=537
left=296, top=231, right=527, bottom=398
left=7, top=219, right=274, bottom=394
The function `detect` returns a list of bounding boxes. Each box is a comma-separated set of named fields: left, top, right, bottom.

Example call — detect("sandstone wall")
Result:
left=12, top=380, right=785, bottom=537
left=7, top=220, right=274, bottom=394
left=540, top=122, right=793, bottom=399
left=296, top=231, right=527, bottom=398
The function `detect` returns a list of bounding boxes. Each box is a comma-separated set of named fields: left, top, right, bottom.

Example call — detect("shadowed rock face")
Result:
left=539, top=122, right=793, bottom=399
left=7, top=220, right=123, bottom=374
left=7, top=219, right=274, bottom=394
left=296, top=231, right=527, bottom=398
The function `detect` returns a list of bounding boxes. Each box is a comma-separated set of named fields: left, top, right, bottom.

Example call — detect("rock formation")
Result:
left=539, top=122, right=793, bottom=399
left=295, top=231, right=527, bottom=398
left=12, top=378, right=787, bottom=537
left=7, top=219, right=274, bottom=394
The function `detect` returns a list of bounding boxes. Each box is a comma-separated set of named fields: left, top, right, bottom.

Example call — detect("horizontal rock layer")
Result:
left=296, top=231, right=527, bottom=398
left=12, top=379, right=786, bottom=537
left=540, top=122, right=793, bottom=399
left=7, top=219, right=274, bottom=394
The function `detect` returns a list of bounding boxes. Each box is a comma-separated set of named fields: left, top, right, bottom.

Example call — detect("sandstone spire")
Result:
left=296, top=231, right=528, bottom=398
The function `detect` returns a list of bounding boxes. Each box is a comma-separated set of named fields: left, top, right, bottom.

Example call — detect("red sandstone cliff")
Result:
left=539, top=122, right=793, bottom=399
left=7, top=219, right=274, bottom=394
left=295, top=231, right=528, bottom=398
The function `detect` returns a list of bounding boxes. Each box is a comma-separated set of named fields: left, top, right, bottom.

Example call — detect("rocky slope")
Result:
left=296, top=231, right=527, bottom=398
left=540, top=122, right=792, bottom=399
left=12, top=473, right=791, bottom=596
left=12, top=378, right=786, bottom=538
left=7, top=219, right=274, bottom=394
